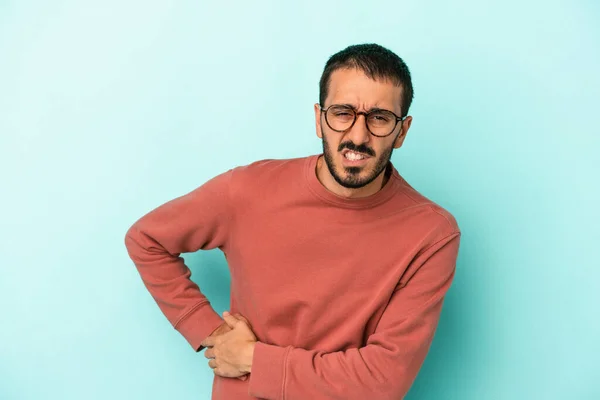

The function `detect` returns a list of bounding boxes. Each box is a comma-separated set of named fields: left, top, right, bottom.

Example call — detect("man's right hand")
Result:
left=206, top=313, right=252, bottom=381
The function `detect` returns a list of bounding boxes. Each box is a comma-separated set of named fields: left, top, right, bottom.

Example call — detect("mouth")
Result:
left=341, top=149, right=371, bottom=164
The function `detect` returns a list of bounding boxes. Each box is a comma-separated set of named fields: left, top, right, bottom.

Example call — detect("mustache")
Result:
left=337, top=142, right=376, bottom=157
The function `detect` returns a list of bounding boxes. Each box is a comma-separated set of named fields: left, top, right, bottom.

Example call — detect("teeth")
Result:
left=345, top=151, right=366, bottom=161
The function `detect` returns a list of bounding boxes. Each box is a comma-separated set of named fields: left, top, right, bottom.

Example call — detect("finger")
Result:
left=204, top=348, right=214, bottom=359
left=201, top=336, right=215, bottom=348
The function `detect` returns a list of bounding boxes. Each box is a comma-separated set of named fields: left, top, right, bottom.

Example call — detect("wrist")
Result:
left=243, top=341, right=257, bottom=373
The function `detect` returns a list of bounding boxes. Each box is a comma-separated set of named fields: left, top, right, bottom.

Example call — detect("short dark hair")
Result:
left=319, top=43, right=414, bottom=117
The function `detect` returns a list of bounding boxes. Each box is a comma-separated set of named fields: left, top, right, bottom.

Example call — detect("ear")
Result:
left=314, top=103, right=323, bottom=139
left=393, top=116, right=413, bottom=149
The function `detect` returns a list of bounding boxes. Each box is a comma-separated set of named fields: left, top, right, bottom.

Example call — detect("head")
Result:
left=315, top=43, right=414, bottom=190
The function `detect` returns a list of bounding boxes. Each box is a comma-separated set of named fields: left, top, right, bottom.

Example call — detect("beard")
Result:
left=321, top=126, right=396, bottom=189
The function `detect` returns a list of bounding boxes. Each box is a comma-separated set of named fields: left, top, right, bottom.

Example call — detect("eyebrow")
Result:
left=337, top=103, right=395, bottom=114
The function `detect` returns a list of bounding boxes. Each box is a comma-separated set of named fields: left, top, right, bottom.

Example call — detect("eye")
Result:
left=370, top=113, right=392, bottom=122
left=329, top=106, right=355, bottom=119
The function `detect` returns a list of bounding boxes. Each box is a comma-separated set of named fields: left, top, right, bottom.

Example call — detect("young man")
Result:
left=125, top=43, right=461, bottom=399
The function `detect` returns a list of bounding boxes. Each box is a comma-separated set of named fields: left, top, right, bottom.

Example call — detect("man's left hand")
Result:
left=201, top=311, right=258, bottom=378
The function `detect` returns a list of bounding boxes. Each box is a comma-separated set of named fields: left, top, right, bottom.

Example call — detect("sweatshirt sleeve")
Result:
left=124, top=169, right=235, bottom=352
left=248, top=231, right=461, bottom=400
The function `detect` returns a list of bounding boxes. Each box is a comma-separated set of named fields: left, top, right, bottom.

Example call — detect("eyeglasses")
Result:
left=319, top=104, right=405, bottom=137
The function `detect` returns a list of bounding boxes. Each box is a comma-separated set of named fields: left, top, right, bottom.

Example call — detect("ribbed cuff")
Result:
left=248, top=341, right=291, bottom=400
left=174, top=301, right=224, bottom=352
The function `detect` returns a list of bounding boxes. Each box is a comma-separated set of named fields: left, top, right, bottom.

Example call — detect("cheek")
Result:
left=374, top=141, right=395, bottom=157
left=328, top=136, right=344, bottom=153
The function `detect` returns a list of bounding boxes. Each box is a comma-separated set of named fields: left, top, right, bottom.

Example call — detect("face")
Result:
left=314, top=68, right=412, bottom=190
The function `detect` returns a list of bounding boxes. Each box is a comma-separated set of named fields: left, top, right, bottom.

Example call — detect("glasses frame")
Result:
left=319, top=104, right=406, bottom=138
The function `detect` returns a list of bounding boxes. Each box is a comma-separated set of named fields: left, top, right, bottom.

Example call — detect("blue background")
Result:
left=1, top=1, right=598, bottom=399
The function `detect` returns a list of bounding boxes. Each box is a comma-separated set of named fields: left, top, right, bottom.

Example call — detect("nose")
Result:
left=345, top=113, right=371, bottom=146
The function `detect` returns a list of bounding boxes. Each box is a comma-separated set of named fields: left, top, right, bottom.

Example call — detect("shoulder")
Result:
left=390, top=173, right=461, bottom=236
left=226, top=155, right=310, bottom=195
left=230, top=155, right=308, bottom=183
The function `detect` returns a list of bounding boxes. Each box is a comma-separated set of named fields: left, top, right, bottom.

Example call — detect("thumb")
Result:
left=222, top=311, right=239, bottom=328
left=234, top=313, right=251, bottom=326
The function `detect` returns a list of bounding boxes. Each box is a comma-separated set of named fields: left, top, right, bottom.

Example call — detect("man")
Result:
left=125, top=43, right=461, bottom=399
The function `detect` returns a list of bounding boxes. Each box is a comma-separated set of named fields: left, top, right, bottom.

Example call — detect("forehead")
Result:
left=326, top=67, right=403, bottom=114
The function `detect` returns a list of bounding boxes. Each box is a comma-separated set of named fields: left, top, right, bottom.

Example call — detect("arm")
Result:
left=248, top=231, right=461, bottom=400
left=124, top=169, right=235, bottom=352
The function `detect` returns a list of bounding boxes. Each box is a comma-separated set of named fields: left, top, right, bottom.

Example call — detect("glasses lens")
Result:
left=367, top=111, right=396, bottom=136
left=326, top=106, right=355, bottom=131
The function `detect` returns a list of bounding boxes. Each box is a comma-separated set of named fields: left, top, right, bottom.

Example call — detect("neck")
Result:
left=316, top=155, right=390, bottom=199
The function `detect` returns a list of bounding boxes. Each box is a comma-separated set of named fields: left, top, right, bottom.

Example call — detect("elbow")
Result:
left=124, top=224, right=142, bottom=255
left=124, top=226, right=135, bottom=249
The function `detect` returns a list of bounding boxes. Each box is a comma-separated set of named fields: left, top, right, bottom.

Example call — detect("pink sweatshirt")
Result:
left=124, top=154, right=461, bottom=399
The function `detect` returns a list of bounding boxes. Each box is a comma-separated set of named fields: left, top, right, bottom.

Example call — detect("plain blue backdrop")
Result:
left=1, top=0, right=598, bottom=399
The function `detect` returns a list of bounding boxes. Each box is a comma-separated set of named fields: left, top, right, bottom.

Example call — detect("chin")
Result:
left=335, top=166, right=375, bottom=189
